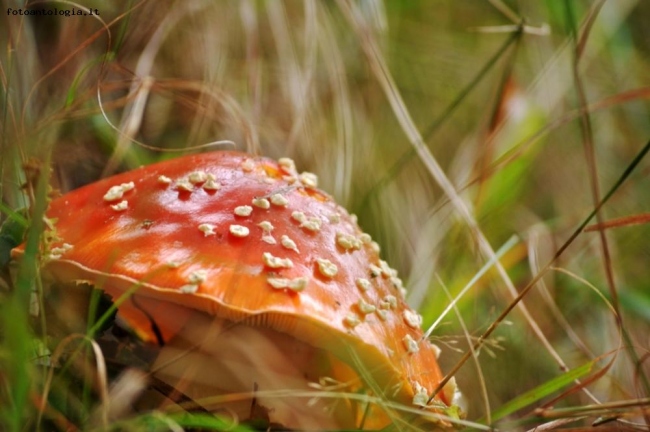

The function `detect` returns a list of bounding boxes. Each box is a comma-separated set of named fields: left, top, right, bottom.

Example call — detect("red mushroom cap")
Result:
left=12, top=151, right=454, bottom=424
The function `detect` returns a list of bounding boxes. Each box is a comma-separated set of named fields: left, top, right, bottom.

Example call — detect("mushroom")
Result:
left=11, top=151, right=459, bottom=429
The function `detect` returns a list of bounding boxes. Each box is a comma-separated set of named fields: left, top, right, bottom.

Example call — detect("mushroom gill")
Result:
left=147, top=301, right=365, bottom=430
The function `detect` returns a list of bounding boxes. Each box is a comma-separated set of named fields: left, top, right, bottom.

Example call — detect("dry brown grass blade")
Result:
left=101, top=2, right=188, bottom=175
left=315, top=1, right=356, bottom=202
left=439, top=276, right=491, bottom=423
left=29, top=392, right=80, bottom=432
left=584, top=214, right=650, bottom=232
left=532, top=262, right=623, bottom=412
left=38, top=334, right=110, bottom=430
left=336, top=0, right=578, bottom=401
left=538, top=350, right=618, bottom=413
left=267, top=0, right=318, bottom=156
left=527, top=227, right=594, bottom=358
left=239, top=0, right=262, bottom=154
left=428, top=134, right=650, bottom=405
left=91, top=368, right=148, bottom=425
left=536, top=397, right=650, bottom=420
left=96, top=78, right=243, bottom=158
left=568, top=0, right=620, bottom=316
left=465, top=87, right=650, bottom=195
left=18, top=0, right=122, bottom=131
left=524, top=417, right=587, bottom=432
left=568, top=0, right=650, bottom=410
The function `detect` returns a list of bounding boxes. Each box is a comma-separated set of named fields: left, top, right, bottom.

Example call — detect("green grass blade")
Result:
left=490, top=360, right=595, bottom=423
left=358, top=29, right=522, bottom=213
left=167, top=412, right=256, bottom=431
left=1, top=155, right=51, bottom=431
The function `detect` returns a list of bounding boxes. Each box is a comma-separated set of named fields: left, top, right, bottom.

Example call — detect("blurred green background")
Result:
left=2, top=0, right=650, bottom=430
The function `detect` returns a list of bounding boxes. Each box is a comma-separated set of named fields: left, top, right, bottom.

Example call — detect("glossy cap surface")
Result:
left=12, top=151, right=449, bottom=409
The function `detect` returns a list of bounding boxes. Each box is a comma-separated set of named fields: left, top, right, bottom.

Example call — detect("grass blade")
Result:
left=490, top=360, right=595, bottom=422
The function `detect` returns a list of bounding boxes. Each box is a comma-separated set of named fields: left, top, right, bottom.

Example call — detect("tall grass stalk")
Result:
left=2, top=1, right=650, bottom=430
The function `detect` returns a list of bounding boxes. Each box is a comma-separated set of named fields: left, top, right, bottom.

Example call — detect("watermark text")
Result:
left=7, top=7, right=100, bottom=17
